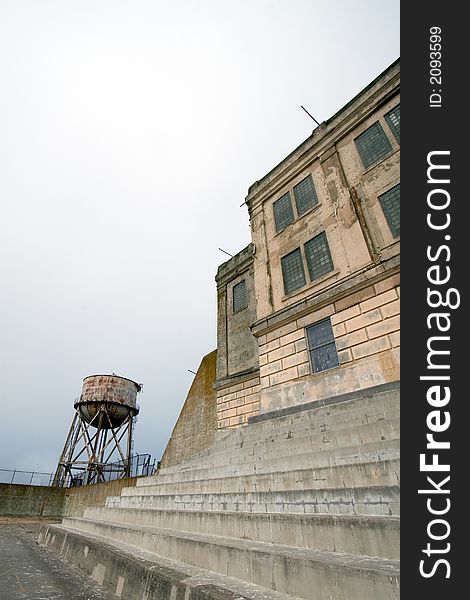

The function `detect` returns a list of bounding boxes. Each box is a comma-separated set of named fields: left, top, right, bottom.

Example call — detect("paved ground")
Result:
left=0, top=518, right=113, bottom=599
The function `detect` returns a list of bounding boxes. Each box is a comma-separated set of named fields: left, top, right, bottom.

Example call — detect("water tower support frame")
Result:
left=53, top=406, right=135, bottom=487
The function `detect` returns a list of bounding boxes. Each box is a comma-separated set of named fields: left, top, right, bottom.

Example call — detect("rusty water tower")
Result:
left=53, top=374, right=142, bottom=487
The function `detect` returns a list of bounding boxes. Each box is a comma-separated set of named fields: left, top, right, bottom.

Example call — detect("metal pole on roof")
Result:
left=301, top=105, right=321, bottom=127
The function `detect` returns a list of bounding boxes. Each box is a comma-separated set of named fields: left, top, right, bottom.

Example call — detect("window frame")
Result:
left=378, top=183, right=400, bottom=238
left=384, top=104, right=400, bottom=144
left=293, top=174, right=319, bottom=217
left=304, top=231, right=334, bottom=282
left=232, top=279, right=248, bottom=314
left=354, top=121, right=393, bottom=169
left=280, top=230, right=335, bottom=297
left=272, top=173, right=320, bottom=234
left=273, top=192, right=295, bottom=233
left=306, top=318, right=340, bottom=374
left=281, top=248, right=307, bottom=295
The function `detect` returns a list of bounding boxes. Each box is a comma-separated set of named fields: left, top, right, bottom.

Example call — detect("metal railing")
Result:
left=1, top=453, right=156, bottom=488
left=66, top=453, right=156, bottom=487
left=0, top=469, right=54, bottom=486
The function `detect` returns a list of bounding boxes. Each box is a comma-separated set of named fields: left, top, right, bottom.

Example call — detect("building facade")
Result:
left=216, top=59, right=400, bottom=428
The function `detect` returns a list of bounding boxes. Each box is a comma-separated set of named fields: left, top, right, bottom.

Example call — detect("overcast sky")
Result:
left=0, top=1, right=399, bottom=477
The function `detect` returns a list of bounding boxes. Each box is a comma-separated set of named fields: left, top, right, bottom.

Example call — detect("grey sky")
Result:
left=0, top=1, right=399, bottom=475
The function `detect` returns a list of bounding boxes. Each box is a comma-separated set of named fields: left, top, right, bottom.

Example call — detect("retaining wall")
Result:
left=0, top=477, right=138, bottom=519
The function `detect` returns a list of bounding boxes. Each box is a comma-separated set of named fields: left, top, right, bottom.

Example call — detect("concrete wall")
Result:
left=337, top=95, right=400, bottom=262
left=62, top=477, right=139, bottom=517
left=216, top=244, right=258, bottom=379
left=0, top=483, right=65, bottom=517
left=0, top=477, right=139, bottom=519
left=254, top=269, right=399, bottom=413
left=214, top=244, right=261, bottom=428
left=160, top=350, right=218, bottom=468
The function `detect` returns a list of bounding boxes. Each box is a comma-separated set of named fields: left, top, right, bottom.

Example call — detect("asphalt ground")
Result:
left=0, top=518, right=113, bottom=600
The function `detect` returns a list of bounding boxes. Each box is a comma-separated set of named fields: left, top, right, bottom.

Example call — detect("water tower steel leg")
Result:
left=62, top=415, right=85, bottom=487
left=87, top=411, right=104, bottom=484
left=100, top=413, right=131, bottom=479
left=52, top=411, right=79, bottom=487
left=126, top=417, right=134, bottom=478
left=101, top=430, right=121, bottom=464
left=106, top=422, right=127, bottom=464
left=99, top=428, right=108, bottom=465
left=77, top=420, right=93, bottom=462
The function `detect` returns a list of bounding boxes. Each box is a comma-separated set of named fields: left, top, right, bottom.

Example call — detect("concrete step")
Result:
left=248, top=382, right=399, bottom=427
left=60, top=518, right=400, bottom=600
left=82, top=506, right=399, bottom=559
left=158, top=418, right=400, bottom=475
left=106, top=485, right=400, bottom=517
left=122, top=458, right=400, bottom=497
left=146, top=391, right=399, bottom=481
left=153, top=439, right=400, bottom=484
left=39, top=523, right=301, bottom=600
left=235, top=383, right=399, bottom=443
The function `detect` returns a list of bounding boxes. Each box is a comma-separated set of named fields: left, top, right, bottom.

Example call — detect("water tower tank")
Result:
left=74, top=374, right=141, bottom=429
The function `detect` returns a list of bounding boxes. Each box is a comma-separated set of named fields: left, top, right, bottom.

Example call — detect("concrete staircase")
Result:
left=39, top=382, right=400, bottom=599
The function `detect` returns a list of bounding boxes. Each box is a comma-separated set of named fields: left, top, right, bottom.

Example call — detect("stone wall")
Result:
left=160, top=350, right=218, bottom=467
left=254, top=269, right=399, bottom=414
left=215, top=372, right=261, bottom=429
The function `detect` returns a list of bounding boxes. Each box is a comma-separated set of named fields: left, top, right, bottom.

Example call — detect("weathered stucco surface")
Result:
left=160, top=350, right=217, bottom=468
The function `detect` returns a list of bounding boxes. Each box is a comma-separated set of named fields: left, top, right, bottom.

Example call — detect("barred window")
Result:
left=281, top=248, right=306, bottom=295
left=355, top=122, right=393, bottom=168
left=233, top=280, right=248, bottom=314
left=306, top=319, right=339, bottom=373
left=304, top=232, right=334, bottom=281
left=378, top=184, right=400, bottom=238
left=385, top=105, right=400, bottom=143
left=273, top=193, right=294, bottom=232
left=293, top=175, right=318, bottom=216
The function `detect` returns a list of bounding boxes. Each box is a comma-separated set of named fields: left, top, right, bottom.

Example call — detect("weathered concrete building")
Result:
left=216, top=58, right=399, bottom=426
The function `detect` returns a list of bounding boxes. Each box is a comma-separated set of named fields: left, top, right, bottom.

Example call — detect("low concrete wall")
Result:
left=63, top=477, right=138, bottom=517
left=0, top=483, right=65, bottom=517
left=0, top=477, right=139, bottom=519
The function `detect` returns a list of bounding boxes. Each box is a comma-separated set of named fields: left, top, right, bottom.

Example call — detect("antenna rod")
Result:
left=218, top=248, right=233, bottom=258
left=301, top=105, right=321, bottom=127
